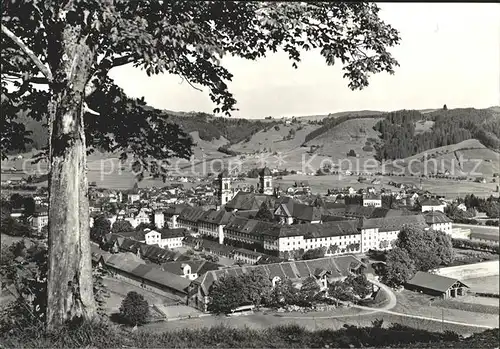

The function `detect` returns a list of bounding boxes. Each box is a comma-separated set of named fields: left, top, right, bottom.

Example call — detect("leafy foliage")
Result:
left=395, top=226, right=454, bottom=271
left=119, top=291, right=150, bottom=326
left=0, top=239, right=109, bottom=329
left=374, top=108, right=500, bottom=160
left=90, top=215, right=111, bottom=243
left=302, top=246, right=326, bottom=260
left=111, top=220, right=133, bottom=233
left=254, top=201, right=275, bottom=222
left=381, top=247, right=416, bottom=287
left=208, top=269, right=272, bottom=313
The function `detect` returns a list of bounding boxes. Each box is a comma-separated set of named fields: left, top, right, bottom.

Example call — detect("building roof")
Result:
left=164, top=204, right=191, bottom=216
left=218, top=169, right=230, bottom=179
left=116, top=230, right=148, bottom=241
left=160, top=228, right=188, bottom=239
left=198, top=209, right=234, bottom=225
left=225, top=191, right=275, bottom=211
left=267, top=220, right=360, bottom=239
left=406, top=271, right=468, bottom=293
left=364, top=194, right=382, bottom=201
left=178, top=207, right=207, bottom=222
left=421, top=198, right=444, bottom=207
left=161, top=260, right=222, bottom=276
left=424, top=211, right=452, bottom=225
left=260, top=167, right=272, bottom=176
left=359, top=215, right=428, bottom=232
left=194, top=255, right=365, bottom=295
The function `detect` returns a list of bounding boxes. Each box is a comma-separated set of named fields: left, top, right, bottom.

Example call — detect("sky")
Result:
left=109, top=3, right=500, bottom=119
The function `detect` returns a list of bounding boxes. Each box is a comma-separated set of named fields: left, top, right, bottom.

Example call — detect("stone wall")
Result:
left=435, top=260, right=499, bottom=280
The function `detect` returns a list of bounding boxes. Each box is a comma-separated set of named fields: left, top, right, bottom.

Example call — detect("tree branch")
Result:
left=1, top=24, right=53, bottom=82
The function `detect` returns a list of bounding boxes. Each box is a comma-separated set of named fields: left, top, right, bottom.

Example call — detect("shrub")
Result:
left=452, top=238, right=499, bottom=254
left=274, top=125, right=280, bottom=131
left=363, top=145, right=373, bottom=152
left=119, top=291, right=150, bottom=326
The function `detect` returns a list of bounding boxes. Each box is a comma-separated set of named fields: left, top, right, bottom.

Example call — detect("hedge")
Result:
left=452, top=238, right=499, bottom=254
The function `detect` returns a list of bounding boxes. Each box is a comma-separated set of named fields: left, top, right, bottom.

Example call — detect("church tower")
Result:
left=259, top=167, right=273, bottom=195
left=218, top=170, right=233, bottom=204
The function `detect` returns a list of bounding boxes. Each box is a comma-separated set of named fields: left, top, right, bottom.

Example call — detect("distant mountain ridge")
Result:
left=10, top=106, right=500, bottom=164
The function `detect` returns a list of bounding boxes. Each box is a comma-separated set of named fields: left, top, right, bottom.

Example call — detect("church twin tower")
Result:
left=218, top=167, right=273, bottom=204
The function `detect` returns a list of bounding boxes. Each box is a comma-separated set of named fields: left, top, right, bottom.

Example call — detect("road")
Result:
left=158, top=278, right=495, bottom=331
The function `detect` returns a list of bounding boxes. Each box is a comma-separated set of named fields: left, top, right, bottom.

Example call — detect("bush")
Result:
left=452, top=238, right=499, bottom=254
left=274, top=125, right=280, bottom=131
left=119, top=291, right=150, bottom=326
left=363, top=145, right=374, bottom=152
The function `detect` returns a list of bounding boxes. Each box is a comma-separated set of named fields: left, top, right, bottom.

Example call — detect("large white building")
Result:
left=116, top=227, right=187, bottom=250
left=223, top=214, right=428, bottom=257
left=29, top=209, right=48, bottom=233
left=423, top=211, right=453, bottom=235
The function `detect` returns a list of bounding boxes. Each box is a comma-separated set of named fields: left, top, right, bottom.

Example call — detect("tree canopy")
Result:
left=1, top=0, right=400, bottom=329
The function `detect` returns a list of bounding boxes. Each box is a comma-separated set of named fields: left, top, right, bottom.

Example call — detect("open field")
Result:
left=453, top=224, right=500, bottom=240
left=102, top=276, right=181, bottom=314
left=393, top=290, right=499, bottom=329
left=463, top=276, right=499, bottom=295
left=140, top=310, right=489, bottom=337
left=307, top=117, right=383, bottom=160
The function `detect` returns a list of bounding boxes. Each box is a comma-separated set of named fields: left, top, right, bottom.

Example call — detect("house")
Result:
left=188, top=255, right=365, bottom=312
left=273, top=198, right=323, bottom=224
left=233, top=248, right=265, bottom=265
left=177, top=207, right=206, bottom=233
left=362, top=194, right=382, bottom=208
left=29, top=208, right=48, bottom=233
left=357, top=215, right=428, bottom=253
left=423, top=211, right=453, bottom=235
left=197, top=209, right=235, bottom=244
left=420, top=198, right=446, bottom=213
left=161, top=260, right=222, bottom=281
left=159, top=228, right=188, bottom=249
left=164, top=204, right=190, bottom=228
left=103, top=253, right=191, bottom=302
left=405, top=271, right=469, bottom=299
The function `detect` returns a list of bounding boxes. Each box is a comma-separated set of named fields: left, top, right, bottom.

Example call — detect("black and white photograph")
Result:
left=1, top=1, right=499, bottom=348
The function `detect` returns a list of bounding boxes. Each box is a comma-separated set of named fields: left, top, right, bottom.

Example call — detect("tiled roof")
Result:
left=264, top=220, right=360, bottom=239
left=225, top=192, right=275, bottom=211
left=198, top=209, right=234, bottom=225
left=178, top=207, right=207, bottom=222
left=160, top=228, right=188, bottom=239
left=164, top=204, right=190, bottom=216
left=116, top=230, right=147, bottom=241
left=407, top=271, right=468, bottom=293
left=360, top=215, right=427, bottom=232
left=424, top=211, right=452, bottom=225
left=421, top=198, right=444, bottom=206
left=194, top=255, right=365, bottom=295
left=161, top=260, right=222, bottom=276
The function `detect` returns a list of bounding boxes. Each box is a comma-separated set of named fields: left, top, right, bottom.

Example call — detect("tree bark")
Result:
left=46, top=22, right=96, bottom=330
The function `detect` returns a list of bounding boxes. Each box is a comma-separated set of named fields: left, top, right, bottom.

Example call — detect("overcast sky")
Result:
left=109, top=3, right=500, bottom=119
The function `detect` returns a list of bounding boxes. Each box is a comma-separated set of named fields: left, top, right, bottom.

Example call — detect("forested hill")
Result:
left=373, top=108, right=500, bottom=160
left=14, top=109, right=277, bottom=153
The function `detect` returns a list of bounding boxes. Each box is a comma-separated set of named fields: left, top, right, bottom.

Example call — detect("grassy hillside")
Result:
left=229, top=123, right=321, bottom=154
left=306, top=117, right=383, bottom=160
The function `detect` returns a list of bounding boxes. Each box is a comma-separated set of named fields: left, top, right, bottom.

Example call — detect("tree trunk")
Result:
left=46, top=23, right=96, bottom=330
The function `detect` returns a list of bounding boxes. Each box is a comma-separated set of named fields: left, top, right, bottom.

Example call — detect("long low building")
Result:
left=188, top=254, right=365, bottom=312
left=223, top=214, right=428, bottom=256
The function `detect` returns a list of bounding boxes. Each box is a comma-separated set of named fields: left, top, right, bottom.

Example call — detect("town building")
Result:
left=420, top=198, right=446, bottom=213
left=259, top=167, right=273, bottom=195
left=188, top=255, right=365, bottom=312
left=423, top=211, right=453, bottom=235
left=29, top=209, right=48, bottom=233
left=177, top=207, right=206, bottom=233
left=164, top=204, right=190, bottom=229
left=161, top=260, right=222, bottom=281
left=218, top=170, right=234, bottom=205
left=405, top=271, right=469, bottom=299
left=362, top=194, right=382, bottom=207
left=197, top=209, right=234, bottom=244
